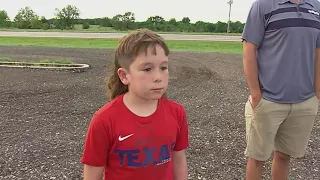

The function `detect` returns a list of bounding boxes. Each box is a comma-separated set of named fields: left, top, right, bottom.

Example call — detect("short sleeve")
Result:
left=173, top=107, right=189, bottom=151
left=242, top=1, right=265, bottom=46
left=317, top=32, right=320, bottom=48
left=80, top=113, right=110, bottom=166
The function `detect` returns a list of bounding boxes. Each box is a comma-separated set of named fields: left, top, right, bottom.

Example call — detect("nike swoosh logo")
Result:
left=118, top=133, right=134, bottom=141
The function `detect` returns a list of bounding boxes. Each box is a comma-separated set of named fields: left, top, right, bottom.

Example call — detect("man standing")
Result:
left=242, top=0, right=320, bottom=179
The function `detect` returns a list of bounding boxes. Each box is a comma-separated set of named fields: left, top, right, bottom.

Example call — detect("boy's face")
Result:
left=118, top=44, right=169, bottom=101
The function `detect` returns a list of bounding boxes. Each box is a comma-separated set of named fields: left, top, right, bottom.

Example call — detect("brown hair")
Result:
left=106, top=29, right=170, bottom=101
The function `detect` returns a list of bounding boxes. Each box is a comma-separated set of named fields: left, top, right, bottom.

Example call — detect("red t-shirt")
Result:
left=80, top=94, right=189, bottom=180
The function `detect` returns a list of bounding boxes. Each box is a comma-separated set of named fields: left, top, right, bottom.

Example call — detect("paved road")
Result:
left=0, top=31, right=242, bottom=42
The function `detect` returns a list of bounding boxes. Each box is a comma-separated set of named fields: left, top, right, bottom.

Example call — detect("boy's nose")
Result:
left=153, top=70, right=162, bottom=82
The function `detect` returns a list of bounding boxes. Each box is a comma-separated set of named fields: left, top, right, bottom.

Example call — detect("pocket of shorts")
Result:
left=248, top=96, right=264, bottom=111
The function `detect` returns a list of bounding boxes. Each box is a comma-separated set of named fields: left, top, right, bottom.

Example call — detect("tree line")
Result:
left=0, top=5, right=245, bottom=33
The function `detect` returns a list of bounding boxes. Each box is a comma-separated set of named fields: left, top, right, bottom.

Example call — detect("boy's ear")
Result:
left=117, top=68, right=129, bottom=85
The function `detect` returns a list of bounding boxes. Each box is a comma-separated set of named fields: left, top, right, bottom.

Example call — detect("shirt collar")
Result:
left=278, top=0, right=292, bottom=4
left=305, top=0, right=315, bottom=7
left=278, top=0, right=314, bottom=7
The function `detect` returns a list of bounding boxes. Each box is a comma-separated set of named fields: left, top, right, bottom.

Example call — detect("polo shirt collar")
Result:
left=305, top=0, right=315, bottom=7
left=278, top=0, right=312, bottom=5
left=278, top=0, right=292, bottom=4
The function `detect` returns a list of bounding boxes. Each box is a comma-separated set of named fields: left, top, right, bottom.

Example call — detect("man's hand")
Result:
left=249, top=93, right=262, bottom=109
left=316, top=92, right=320, bottom=100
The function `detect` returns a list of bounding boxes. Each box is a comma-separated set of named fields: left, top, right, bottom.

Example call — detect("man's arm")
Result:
left=243, top=41, right=261, bottom=99
left=83, top=165, right=104, bottom=180
left=173, top=150, right=188, bottom=180
left=241, top=0, right=265, bottom=107
left=315, top=48, right=320, bottom=99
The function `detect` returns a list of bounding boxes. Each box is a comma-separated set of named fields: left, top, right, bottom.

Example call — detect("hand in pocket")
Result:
left=249, top=94, right=262, bottom=109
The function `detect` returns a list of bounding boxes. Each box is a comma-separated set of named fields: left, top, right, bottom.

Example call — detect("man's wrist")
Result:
left=250, top=89, right=262, bottom=97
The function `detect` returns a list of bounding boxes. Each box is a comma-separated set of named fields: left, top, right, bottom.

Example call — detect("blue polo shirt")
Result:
left=242, top=0, right=320, bottom=103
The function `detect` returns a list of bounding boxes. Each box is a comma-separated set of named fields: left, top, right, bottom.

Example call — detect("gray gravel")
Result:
left=0, top=46, right=319, bottom=180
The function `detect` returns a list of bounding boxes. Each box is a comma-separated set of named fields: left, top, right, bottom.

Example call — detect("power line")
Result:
left=227, top=0, right=233, bottom=33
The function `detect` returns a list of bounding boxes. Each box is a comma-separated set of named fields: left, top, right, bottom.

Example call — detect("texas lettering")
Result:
left=114, top=142, right=176, bottom=167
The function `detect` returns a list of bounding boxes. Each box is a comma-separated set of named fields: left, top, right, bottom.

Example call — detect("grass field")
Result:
left=0, top=36, right=242, bottom=54
left=0, top=25, right=242, bottom=36
left=0, top=56, right=13, bottom=62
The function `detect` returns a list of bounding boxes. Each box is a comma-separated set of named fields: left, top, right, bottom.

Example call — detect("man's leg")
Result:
left=244, top=97, right=290, bottom=180
left=272, top=151, right=290, bottom=180
left=246, top=158, right=264, bottom=180
left=273, top=96, right=318, bottom=180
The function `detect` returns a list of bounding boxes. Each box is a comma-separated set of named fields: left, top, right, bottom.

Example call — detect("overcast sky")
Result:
left=2, top=0, right=255, bottom=23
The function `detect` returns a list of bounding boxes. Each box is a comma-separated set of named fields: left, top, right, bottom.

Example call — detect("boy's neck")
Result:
left=123, top=92, right=159, bottom=117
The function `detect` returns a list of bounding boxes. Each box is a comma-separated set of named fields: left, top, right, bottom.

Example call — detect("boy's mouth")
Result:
left=151, top=88, right=163, bottom=91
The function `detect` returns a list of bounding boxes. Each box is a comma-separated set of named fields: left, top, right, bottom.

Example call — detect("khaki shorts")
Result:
left=244, top=95, right=319, bottom=161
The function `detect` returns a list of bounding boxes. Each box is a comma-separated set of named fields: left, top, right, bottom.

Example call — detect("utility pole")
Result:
left=227, top=0, right=233, bottom=33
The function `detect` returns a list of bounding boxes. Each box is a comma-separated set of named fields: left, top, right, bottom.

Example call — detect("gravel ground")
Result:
left=0, top=46, right=319, bottom=180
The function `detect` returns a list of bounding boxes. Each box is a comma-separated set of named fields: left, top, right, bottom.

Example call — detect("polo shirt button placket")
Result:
left=296, top=4, right=302, bottom=17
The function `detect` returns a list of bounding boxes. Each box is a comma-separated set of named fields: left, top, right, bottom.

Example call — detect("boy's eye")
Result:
left=161, top=66, right=168, bottom=70
left=144, top=68, right=152, bottom=72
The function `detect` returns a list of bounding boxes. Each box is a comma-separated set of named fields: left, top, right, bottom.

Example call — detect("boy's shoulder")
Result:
left=161, top=97, right=184, bottom=107
left=160, top=98, right=187, bottom=115
left=94, top=95, right=125, bottom=119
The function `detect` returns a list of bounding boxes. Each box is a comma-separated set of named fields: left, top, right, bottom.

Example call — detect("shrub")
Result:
left=82, top=23, right=90, bottom=29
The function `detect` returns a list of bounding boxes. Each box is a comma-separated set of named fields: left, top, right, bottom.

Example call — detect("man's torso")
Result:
left=256, top=0, right=320, bottom=103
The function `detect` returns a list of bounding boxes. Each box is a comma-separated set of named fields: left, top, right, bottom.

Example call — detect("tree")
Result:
left=194, top=21, right=206, bottom=32
left=181, top=17, right=190, bottom=24
left=229, top=21, right=244, bottom=33
left=111, top=12, right=135, bottom=31
left=14, top=7, right=40, bottom=29
left=0, top=5, right=246, bottom=33
left=122, top=12, right=135, bottom=29
left=55, top=5, right=80, bottom=30
left=111, top=14, right=125, bottom=31
left=214, top=21, right=228, bottom=33
left=168, top=18, right=177, bottom=26
left=0, top=10, right=10, bottom=28
left=147, top=16, right=165, bottom=25
left=100, top=17, right=112, bottom=27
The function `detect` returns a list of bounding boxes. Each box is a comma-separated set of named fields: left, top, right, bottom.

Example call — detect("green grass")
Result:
left=168, top=40, right=242, bottom=54
left=0, top=57, right=79, bottom=68
left=0, top=36, right=242, bottom=54
left=0, top=56, right=13, bottom=62
left=0, top=56, right=74, bottom=65
left=34, top=58, right=74, bottom=64
left=0, top=25, right=242, bottom=36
